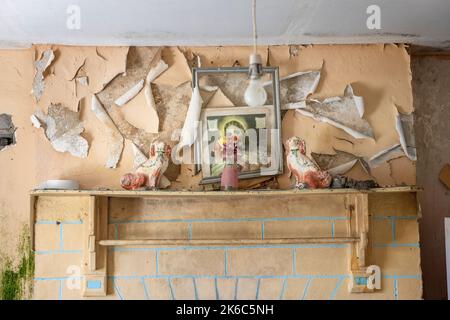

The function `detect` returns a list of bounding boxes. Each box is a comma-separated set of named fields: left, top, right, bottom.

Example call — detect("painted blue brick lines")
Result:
left=33, top=237, right=420, bottom=300
left=64, top=275, right=348, bottom=301
left=34, top=219, right=83, bottom=254
left=35, top=274, right=421, bottom=300
left=34, top=213, right=420, bottom=299
left=224, top=250, right=228, bottom=275
left=371, top=215, right=419, bottom=248
left=110, top=244, right=350, bottom=300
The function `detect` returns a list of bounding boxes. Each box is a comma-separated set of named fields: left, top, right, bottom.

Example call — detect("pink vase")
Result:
left=221, top=164, right=239, bottom=191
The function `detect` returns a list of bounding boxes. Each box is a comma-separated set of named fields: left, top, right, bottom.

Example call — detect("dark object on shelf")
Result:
left=331, top=175, right=378, bottom=190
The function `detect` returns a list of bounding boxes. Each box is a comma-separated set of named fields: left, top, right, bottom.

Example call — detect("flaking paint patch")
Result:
left=34, top=104, right=89, bottom=158
left=198, top=73, right=249, bottom=107
left=32, top=49, right=54, bottom=101
left=119, top=87, right=159, bottom=134
left=177, top=86, right=203, bottom=152
left=311, top=149, right=370, bottom=176
left=368, top=144, right=404, bottom=168
left=119, top=59, right=168, bottom=133
left=30, top=114, right=41, bottom=128
left=97, top=47, right=161, bottom=107
left=205, top=88, right=234, bottom=108
left=91, top=95, right=124, bottom=168
left=114, top=79, right=145, bottom=107
left=96, top=47, right=162, bottom=150
left=51, top=47, right=87, bottom=81
left=85, top=46, right=129, bottom=94
left=264, top=67, right=322, bottom=110
left=154, top=47, right=191, bottom=87
left=296, top=84, right=374, bottom=139
left=153, top=82, right=192, bottom=181
left=198, top=87, right=218, bottom=107
left=181, top=48, right=201, bottom=70
left=154, top=82, right=192, bottom=140
left=394, top=106, right=416, bottom=161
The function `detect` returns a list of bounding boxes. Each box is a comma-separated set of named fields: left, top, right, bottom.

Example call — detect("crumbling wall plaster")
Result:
left=0, top=43, right=416, bottom=268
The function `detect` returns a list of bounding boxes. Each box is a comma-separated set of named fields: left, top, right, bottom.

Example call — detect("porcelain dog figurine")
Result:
left=286, top=136, right=332, bottom=189
left=121, top=141, right=171, bottom=190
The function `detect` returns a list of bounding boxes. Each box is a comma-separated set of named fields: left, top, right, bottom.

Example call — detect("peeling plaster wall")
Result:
left=0, top=49, right=35, bottom=259
left=412, top=54, right=450, bottom=300
left=0, top=44, right=416, bottom=264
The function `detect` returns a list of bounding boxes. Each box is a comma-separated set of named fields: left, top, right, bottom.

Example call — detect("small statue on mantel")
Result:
left=120, top=141, right=171, bottom=190
left=285, top=136, right=332, bottom=189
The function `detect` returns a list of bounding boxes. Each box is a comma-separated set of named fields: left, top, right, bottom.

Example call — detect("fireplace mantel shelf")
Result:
left=30, top=186, right=418, bottom=296
left=30, top=186, right=417, bottom=197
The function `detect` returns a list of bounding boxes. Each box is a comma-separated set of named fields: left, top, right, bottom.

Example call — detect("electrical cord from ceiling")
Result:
left=252, top=0, right=257, bottom=55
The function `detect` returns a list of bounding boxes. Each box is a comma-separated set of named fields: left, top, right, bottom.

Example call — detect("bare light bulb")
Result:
left=244, top=78, right=267, bottom=107
left=244, top=53, right=267, bottom=107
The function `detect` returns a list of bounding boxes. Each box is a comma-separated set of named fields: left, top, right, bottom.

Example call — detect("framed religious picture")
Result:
left=192, top=65, right=283, bottom=184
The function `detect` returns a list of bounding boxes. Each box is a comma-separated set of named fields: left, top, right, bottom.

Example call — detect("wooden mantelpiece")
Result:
left=30, top=187, right=418, bottom=297
left=30, top=186, right=416, bottom=197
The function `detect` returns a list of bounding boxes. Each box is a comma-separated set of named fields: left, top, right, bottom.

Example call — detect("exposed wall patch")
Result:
left=0, top=114, right=16, bottom=151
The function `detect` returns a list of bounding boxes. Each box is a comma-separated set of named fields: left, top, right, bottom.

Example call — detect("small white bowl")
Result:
left=38, top=180, right=80, bottom=190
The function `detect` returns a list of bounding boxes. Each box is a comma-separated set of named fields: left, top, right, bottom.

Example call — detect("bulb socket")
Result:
left=249, top=53, right=262, bottom=65
left=248, top=53, right=263, bottom=80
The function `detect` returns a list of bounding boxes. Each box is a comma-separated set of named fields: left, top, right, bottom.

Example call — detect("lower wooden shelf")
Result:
left=99, top=237, right=359, bottom=247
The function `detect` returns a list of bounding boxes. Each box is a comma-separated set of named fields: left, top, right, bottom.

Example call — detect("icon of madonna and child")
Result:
left=200, top=106, right=278, bottom=181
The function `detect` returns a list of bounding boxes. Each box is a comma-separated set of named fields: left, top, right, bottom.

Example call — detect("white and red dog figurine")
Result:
left=286, top=136, right=332, bottom=189
left=121, top=141, right=171, bottom=190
